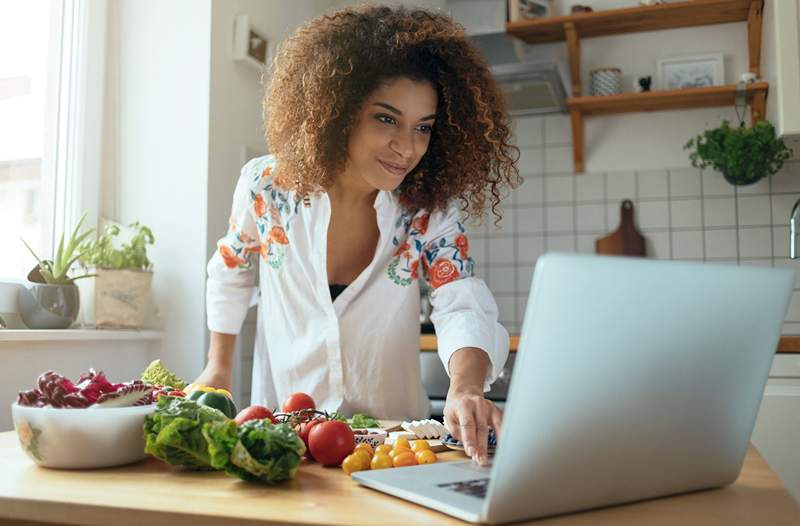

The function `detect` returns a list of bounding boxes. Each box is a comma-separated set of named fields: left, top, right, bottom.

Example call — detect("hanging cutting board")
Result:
left=595, top=199, right=646, bottom=257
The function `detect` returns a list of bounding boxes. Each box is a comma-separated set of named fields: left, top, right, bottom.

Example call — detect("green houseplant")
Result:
left=77, top=222, right=155, bottom=329
left=18, top=214, right=94, bottom=329
left=684, top=119, right=792, bottom=186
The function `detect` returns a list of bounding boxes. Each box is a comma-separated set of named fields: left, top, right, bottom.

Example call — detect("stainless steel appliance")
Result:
left=469, top=31, right=567, bottom=116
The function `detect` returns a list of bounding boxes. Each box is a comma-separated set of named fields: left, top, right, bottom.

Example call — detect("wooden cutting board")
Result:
left=595, top=199, right=646, bottom=257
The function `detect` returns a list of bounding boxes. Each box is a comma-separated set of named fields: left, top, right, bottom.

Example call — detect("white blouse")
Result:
left=206, top=155, right=509, bottom=419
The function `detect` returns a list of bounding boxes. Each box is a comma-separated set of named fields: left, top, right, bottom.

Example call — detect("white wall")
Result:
left=103, top=0, right=213, bottom=381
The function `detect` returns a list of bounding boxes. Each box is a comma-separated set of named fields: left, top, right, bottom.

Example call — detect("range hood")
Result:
left=470, top=32, right=567, bottom=116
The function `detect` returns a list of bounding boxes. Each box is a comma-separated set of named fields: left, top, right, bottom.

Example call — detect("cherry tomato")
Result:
left=411, top=440, right=431, bottom=453
left=354, top=443, right=374, bottom=457
left=308, top=420, right=355, bottom=466
left=388, top=448, right=404, bottom=460
left=416, top=450, right=437, bottom=465
left=234, top=405, right=277, bottom=426
left=282, top=392, right=316, bottom=413
left=393, top=437, right=411, bottom=451
left=352, top=449, right=372, bottom=470
left=341, top=454, right=366, bottom=475
left=375, top=444, right=392, bottom=456
left=392, top=450, right=418, bottom=468
left=370, top=452, right=393, bottom=470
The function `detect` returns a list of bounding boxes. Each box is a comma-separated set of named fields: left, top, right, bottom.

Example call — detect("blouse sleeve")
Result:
left=420, top=202, right=510, bottom=392
left=205, top=157, right=268, bottom=335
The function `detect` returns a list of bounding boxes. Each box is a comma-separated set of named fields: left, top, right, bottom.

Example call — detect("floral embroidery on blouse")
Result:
left=387, top=209, right=474, bottom=289
left=218, top=157, right=299, bottom=271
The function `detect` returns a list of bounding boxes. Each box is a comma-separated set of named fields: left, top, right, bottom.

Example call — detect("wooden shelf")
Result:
left=507, top=0, right=753, bottom=44
left=505, top=0, right=766, bottom=173
left=567, top=82, right=769, bottom=116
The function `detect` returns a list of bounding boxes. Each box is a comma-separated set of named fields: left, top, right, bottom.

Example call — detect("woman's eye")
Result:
left=376, top=114, right=396, bottom=125
left=417, top=124, right=433, bottom=134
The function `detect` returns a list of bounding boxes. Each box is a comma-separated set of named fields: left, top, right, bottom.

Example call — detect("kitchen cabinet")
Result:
left=751, top=354, right=800, bottom=502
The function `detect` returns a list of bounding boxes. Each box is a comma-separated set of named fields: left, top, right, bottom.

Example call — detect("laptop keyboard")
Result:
left=437, top=477, right=490, bottom=499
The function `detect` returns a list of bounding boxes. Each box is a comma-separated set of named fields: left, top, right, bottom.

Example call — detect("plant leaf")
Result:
left=20, top=237, right=43, bottom=265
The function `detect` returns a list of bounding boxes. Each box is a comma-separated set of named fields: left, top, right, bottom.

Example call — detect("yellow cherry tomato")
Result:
left=352, top=449, right=372, bottom=470
left=411, top=440, right=431, bottom=453
left=375, top=444, right=392, bottom=456
left=354, top=443, right=374, bottom=458
left=393, top=437, right=411, bottom=451
left=370, top=452, right=393, bottom=470
left=388, top=448, right=402, bottom=460
left=341, top=454, right=366, bottom=475
left=393, top=450, right=418, bottom=468
left=415, top=449, right=437, bottom=465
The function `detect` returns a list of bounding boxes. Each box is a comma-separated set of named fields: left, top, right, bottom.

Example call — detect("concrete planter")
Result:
left=78, top=268, right=153, bottom=329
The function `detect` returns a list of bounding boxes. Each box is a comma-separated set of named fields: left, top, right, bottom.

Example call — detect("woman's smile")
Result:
left=378, top=159, right=409, bottom=177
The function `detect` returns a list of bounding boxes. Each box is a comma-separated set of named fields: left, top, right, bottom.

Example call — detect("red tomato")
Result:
left=234, top=405, right=277, bottom=426
left=308, top=420, right=355, bottom=467
left=299, top=418, right=323, bottom=460
left=282, top=392, right=316, bottom=413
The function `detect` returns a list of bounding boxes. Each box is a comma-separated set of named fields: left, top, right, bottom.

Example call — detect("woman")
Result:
left=197, top=4, right=520, bottom=466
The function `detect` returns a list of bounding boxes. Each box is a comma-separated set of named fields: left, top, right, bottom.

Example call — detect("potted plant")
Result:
left=77, top=221, right=155, bottom=329
left=18, top=215, right=95, bottom=329
left=684, top=119, right=792, bottom=186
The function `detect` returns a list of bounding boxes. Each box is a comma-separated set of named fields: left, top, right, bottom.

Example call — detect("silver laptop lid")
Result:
left=485, top=253, right=793, bottom=523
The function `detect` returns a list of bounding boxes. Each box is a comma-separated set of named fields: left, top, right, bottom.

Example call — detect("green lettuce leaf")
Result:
left=208, top=420, right=305, bottom=484
left=143, top=396, right=229, bottom=470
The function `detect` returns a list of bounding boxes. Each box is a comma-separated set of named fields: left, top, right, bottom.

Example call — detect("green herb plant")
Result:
left=684, top=119, right=792, bottom=186
left=20, top=214, right=95, bottom=285
left=80, top=222, right=155, bottom=271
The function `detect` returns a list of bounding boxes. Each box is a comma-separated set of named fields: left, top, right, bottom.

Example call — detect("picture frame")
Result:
left=233, top=14, right=270, bottom=71
left=508, top=0, right=551, bottom=22
left=656, top=53, right=724, bottom=90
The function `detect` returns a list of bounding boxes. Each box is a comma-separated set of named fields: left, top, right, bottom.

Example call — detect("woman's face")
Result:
left=344, top=76, right=438, bottom=193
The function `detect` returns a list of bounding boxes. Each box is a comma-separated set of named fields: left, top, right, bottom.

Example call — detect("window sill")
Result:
left=0, top=329, right=161, bottom=343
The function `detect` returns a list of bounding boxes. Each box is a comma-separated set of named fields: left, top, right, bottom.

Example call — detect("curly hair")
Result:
left=264, top=4, right=520, bottom=221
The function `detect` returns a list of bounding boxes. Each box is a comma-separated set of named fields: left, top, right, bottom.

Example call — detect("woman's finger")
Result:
left=473, top=401, right=492, bottom=465
left=458, top=412, right=478, bottom=460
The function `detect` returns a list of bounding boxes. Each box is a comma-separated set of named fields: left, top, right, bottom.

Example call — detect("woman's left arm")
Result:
left=417, top=202, right=510, bottom=466
left=445, top=347, right=503, bottom=466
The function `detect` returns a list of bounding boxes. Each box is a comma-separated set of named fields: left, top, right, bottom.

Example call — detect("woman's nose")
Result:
left=390, top=130, right=415, bottom=159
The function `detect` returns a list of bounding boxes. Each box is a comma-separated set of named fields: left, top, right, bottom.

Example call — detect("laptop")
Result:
left=353, top=252, right=794, bottom=524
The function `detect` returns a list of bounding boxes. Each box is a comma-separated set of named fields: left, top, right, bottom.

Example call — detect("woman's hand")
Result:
left=193, top=332, right=237, bottom=391
left=443, top=387, right=503, bottom=466
left=443, top=347, right=502, bottom=466
left=192, top=361, right=233, bottom=392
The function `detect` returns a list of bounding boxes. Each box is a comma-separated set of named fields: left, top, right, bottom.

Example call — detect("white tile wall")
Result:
left=473, top=115, right=800, bottom=334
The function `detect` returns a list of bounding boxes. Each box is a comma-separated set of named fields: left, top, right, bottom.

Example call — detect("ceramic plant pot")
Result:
left=17, top=268, right=80, bottom=329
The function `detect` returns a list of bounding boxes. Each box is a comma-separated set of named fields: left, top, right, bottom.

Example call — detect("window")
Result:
left=0, top=1, right=57, bottom=279
left=0, top=0, right=105, bottom=280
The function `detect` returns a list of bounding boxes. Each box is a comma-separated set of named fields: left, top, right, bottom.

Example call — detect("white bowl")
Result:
left=353, top=428, right=387, bottom=449
left=11, top=402, right=156, bottom=469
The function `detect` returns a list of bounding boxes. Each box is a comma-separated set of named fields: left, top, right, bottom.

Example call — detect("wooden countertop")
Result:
left=420, top=335, right=800, bottom=353
left=0, top=431, right=798, bottom=526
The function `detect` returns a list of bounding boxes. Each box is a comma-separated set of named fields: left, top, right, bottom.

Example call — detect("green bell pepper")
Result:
left=188, top=390, right=237, bottom=419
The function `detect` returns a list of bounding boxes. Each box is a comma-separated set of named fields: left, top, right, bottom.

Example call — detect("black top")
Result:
left=329, top=283, right=348, bottom=301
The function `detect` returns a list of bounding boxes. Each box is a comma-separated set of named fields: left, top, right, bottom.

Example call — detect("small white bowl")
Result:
left=353, top=428, right=387, bottom=449
left=11, top=402, right=156, bottom=469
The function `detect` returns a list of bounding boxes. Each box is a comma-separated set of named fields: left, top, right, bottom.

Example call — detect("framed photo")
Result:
left=233, top=14, right=270, bottom=70
left=508, top=0, right=551, bottom=22
left=656, top=53, right=724, bottom=90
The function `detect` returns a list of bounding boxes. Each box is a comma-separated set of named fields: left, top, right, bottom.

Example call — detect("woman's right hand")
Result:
left=193, top=332, right=237, bottom=392
left=191, top=361, right=233, bottom=393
